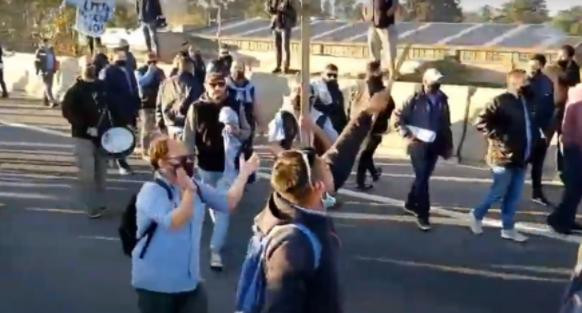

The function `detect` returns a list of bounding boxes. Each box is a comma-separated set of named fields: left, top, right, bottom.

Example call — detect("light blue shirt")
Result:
left=131, top=174, right=229, bottom=293
left=520, top=97, right=532, bottom=162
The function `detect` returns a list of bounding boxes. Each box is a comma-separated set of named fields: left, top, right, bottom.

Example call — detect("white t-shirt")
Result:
left=65, top=0, right=116, bottom=37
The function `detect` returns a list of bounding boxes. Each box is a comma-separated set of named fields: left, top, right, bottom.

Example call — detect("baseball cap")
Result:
left=423, top=68, right=444, bottom=85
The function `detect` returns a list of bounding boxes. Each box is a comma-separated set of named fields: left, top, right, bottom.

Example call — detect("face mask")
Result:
left=326, top=80, right=339, bottom=89
left=115, top=60, right=127, bottom=67
left=429, top=83, right=441, bottom=92
left=518, top=85, right=532, bottom=97
left=321, top=192, right=337, bottom=210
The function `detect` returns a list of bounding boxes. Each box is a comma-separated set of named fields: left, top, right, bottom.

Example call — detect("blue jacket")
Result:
left=100, top=64, right=140, bottom=126
left=528, top=72, right=555, bottom=131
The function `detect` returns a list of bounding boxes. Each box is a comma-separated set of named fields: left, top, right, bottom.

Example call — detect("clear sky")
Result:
left=458, top=0, right=579, bottom=15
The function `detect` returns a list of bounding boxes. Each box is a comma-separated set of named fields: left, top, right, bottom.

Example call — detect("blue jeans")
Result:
left=198, top=169, right=228, bottom=253
left=142, top=22, right=159, bottom=55
left=473, top=166, right=526, bottom=230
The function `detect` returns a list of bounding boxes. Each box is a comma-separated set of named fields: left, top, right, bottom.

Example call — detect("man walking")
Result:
left=34, top=38, right=59, bottom=108
left=100, top=49, right=140, bottom=175
left=526, top=54, right=555, bottom=206
left=267, top=0, right=296, bottom=74
left=136, top=0, right=163, bottom=56
left=158, top=52, right=202, bottom=139
left=183, top=63, right=251, bottom=271
left=558, top=45, right=581, bottom=87
left=312, top=64, right=348, bottom=135
left=547, top=83, right=582, bottom=235
left=365, top=0, right=399, bottom=77
left=394, top=68, right=453, bottom=231
left=354, top=61, right=395, bottom=190
left=61, top=62, right=109, bottom=219
left=136, top=52, right=165, bottom=159
left=188, top=45, right=206, bottom=86
left=469, top=69, right=538, bottom=243
left=0, top=42, right=8, bottom=98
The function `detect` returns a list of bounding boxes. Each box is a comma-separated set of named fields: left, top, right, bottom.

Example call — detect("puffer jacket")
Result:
left=475, top=92, right=539, bottom=168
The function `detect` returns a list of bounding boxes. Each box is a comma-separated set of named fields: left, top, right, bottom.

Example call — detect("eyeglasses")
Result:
left=208, top=81, right=226, bottom=89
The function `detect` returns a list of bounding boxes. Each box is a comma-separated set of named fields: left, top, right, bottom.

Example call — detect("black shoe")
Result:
left=356, top=184, right=373, bottom=191
left=403, top=202, right=418, bottom=217
left=416, top=216, right=432, bottom=231
left=1, top=93, right=7, bottom=98
left=571, top=222, right=582, bottom=234
left=283, top=68, right=292, bottom=74
left=532, top=194, right=552, bottom=207
left=272, top=68, right=282, bottom=74
left=547, top=219, right=572, bottom=235
left=372, top=167, right=383, bottom=182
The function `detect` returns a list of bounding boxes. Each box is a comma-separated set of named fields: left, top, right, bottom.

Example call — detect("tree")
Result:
left=404, top=0, right=463, bottom=23
left=553, top=6, right=582, bottom=36
left=480, top=5, right=493, bottom=22
left=500, top=0, right=549, bottom=24
left=322, top=0, right=333, bottom=17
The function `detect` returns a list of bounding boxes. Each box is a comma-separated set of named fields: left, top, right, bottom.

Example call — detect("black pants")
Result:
left=530, top=138, right=549, bottom=196
left=0, top=68, right=7, bottom=96
left=273, top=28, right=291, bottom=70
left=548, top=147, right=582, bottom=229
left=87, top=36, right=101, bottom=55
left=137, top=286, right=208, bottom=313
left=357, top=134, right=382, bottom=185
left=406, top=142, right=439, bottom=219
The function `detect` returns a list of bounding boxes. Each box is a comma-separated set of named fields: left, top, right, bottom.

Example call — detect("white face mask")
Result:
left=321, top=192, right=337, bottom=210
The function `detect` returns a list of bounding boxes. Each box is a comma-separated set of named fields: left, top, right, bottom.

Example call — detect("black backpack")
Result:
left=118, top=179, right=173, bottom=258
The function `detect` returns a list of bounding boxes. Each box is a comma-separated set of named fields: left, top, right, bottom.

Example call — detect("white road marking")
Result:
left=25, top=207, right=84, bottom=215
left=0, top=119, right=67, bottom=137
left=0, top=141, right=73, bottom=149
left=78, top=235, right=119, bottom=241
left=485, top=24, right=530, bottom=46
left=437, top=24, right=485, bottom=45
left=355, top=256, right=569, bottom=283
left=312, top=23, right=355, bottom=40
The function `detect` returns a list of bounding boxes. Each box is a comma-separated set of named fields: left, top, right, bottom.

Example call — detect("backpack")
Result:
left=235, top=223, right=322, bottom=313
left=118, top=178, right=173, bottom=258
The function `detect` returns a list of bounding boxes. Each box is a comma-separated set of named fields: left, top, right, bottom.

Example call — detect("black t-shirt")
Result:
left=373, top=0, right=395, bottom=28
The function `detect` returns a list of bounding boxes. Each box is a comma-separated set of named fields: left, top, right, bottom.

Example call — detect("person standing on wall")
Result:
left=469, top=69, right=538, bottom=243
left=558, top=45, right=581, bottom=88
left=136, top=0, right=164, bottom=57
left=526, top=54, right=555, bottom=207
left=0, top=42, right=9, bottom=98
left=136, top=52, right=166, bottom=160
left=34, top=38, right=59, bottom=108
left=266, top=0, right=297, bottom=74
left=364, top=0, right=399, bottom=78
left=393, top=68, right=453, bottom=231
left=353, top=61, right=395, bottom=190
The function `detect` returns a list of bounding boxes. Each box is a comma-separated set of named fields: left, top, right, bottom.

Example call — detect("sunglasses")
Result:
left=296, top=148, right=316, bottom=186
left=326, top=73, right=338, bottom=79
left=208, top=81, right=226, bottom=88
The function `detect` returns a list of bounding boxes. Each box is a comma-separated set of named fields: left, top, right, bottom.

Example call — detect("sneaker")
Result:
left=88, top=207, right=107, bottom=219
left=210, top=252, right=224, bottom=271
left=403, top=202, right=418, bottom=217
left=118, top=167, right=132, bottom=176
left=372, top=167, right=383, bottom=182
left=532, top=195, right=552, bottom=207
left=356, top=184, right=373, bottom=191
left=272, top=68, right=282, bottom=74
left=547, top=222, right=572, bottom=235
left=501, top=229, right=528, bottom=243
left=416, top=216, right=431, bottom=231
left=468, top=212, right=483, bottom=235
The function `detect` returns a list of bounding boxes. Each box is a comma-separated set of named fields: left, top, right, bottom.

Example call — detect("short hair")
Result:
left=325, top=63, right=338, bottom=72
left=367, top=60, right=381, bottom=73
left=149, top=137, right=170, bottom=170
left=530, top=54, right=547, bottom=67
left=271, top=151, right=311, bottom=203
left=507, top=69, right=526, bottom=79
left=561, top=45, right=575, bottom=58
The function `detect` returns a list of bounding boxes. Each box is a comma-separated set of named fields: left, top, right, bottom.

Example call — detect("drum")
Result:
left=100, top=127, right=136, bottom=158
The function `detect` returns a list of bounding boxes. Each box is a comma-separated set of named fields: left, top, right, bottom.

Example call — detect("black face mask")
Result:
left=367, top=76, right=384, bottom=94
left=558, top=60, right=569, bottom=70
left=428, top=83, right=441, bottom=93
left=518, top=85, right=533, bottom=98
left=326, top=80, right=339, bottom=90
left=115, top=60, right=127, bottom=67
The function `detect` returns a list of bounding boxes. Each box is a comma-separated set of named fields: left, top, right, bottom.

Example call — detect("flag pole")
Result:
left=300, top=0, right=311, bottom=145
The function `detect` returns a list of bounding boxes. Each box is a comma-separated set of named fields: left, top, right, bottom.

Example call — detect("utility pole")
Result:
left=300, top=0, right=311, bottom=144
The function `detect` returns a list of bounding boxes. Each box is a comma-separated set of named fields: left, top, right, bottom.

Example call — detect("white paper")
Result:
left=407, top=125, right=436, bottom=143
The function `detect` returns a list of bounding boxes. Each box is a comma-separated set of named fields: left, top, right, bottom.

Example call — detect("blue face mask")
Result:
left=321, top=192, right=337, bottom=210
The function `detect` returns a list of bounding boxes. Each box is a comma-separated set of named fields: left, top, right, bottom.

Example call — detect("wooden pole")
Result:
left=300, top=0, right=311, bottom=144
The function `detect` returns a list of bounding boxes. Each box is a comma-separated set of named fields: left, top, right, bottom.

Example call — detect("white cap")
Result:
left=423, top=68, right=444, bottom=85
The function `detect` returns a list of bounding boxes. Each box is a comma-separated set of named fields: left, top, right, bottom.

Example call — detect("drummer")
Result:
left=61, top=60, right=109, bottom=219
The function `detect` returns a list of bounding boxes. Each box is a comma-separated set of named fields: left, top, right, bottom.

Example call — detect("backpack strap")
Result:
left=138, top=178, right=174, bottom=259
left=266, top=223, right=322, bottom=269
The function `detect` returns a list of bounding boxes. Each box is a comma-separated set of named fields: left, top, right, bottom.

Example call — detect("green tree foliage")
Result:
left=404, top=0, right=463, bottom=22
left=552, top=6, right=582, bottom=36
left=499, top=0, right=549, bottom=24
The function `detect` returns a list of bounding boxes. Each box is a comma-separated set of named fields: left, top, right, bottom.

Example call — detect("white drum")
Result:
left=100, top=127, right=136, bottom=158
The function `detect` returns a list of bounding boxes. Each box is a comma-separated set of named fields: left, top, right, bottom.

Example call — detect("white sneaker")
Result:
left=468, top=212, right=483, bottom=235
left=118, top=167, right=131, bottom=176
left=501, top=229, right=528, bottom=243
left=210, top=252, right=223, bottom=271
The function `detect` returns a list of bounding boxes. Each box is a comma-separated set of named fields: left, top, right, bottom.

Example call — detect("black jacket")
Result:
left=563, top=60, right=581, bottom=87
left=267, top=0, right=297, bottom=30
left=369, top=0, right=395, bottom=28
left=136, top=0, right=162, bottom=24
left=313, top=82, right=347, bottom=133
left=256, top=110, right=374, bottom=313
left=528, top=72, right=555, bottom=131
left=475, top=92, right=539, bottom=168
left=61, top=78, right=108, bottom=140
left=100, top=64, right=140, bottom=126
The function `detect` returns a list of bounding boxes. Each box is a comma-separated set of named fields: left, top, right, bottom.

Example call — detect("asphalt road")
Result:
left=0, top=97, right=580, bottom=313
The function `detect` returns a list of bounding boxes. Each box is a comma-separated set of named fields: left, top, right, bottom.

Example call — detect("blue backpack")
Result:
left=235, top=223, right=322, bottom=313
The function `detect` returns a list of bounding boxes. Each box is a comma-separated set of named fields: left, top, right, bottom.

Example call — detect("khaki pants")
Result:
left=140, top=109, right=156, bottom=156
left=367, top=25, right=398, bottom=74
left=73, top=138, right=107, bottom=214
